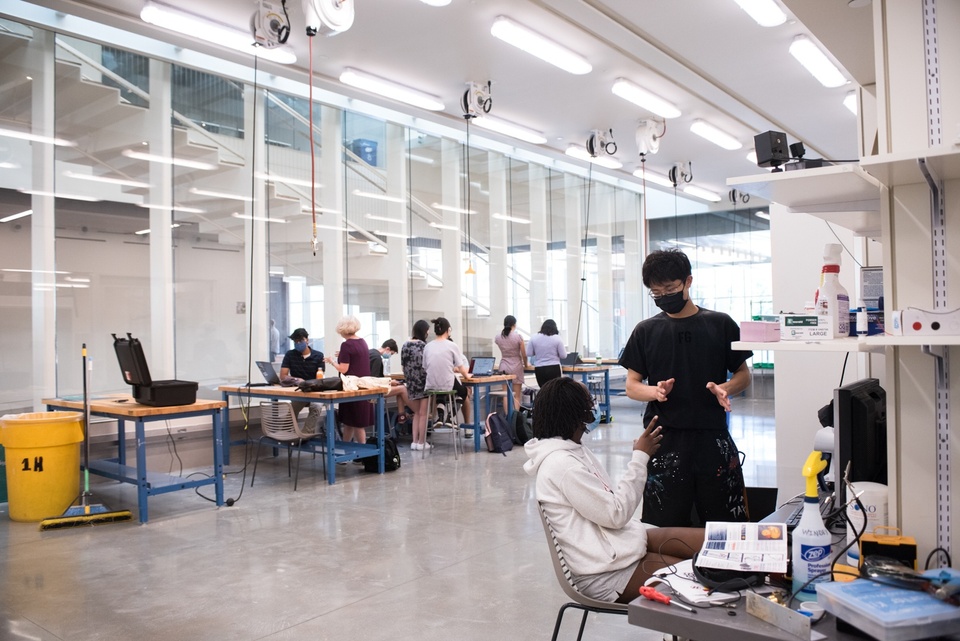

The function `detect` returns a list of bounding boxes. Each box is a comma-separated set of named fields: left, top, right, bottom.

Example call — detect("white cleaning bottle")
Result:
left=792, top=451, right=832, bottom=600
left=815, top=244, right=850, bottom=338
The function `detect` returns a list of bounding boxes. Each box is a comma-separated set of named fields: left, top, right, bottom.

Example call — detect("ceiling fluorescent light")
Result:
left=140, top=1, right=296, bottom=64
left=374, top=230, right=410, bottom=240
left=490, top=16, right=592, bottom=75
left=492, top=213, right=532, bottom=225
left=1, top=209, right=32, bottom=223
left=472, top=115, right=548, bottom=145
left=365, top=213, right=405, bottom=224
left=19, top=189, right=101, bottom=202
left=122, top=149, right=216, bottom=170
left=429, top=222, right=459, bottom=231
left=0, top=162, right=20, bottom=169
left=405, top=153, right=435, bottom=165
left=431, top=203, right=476, bottom=215
left=189, top=187, right=253, bottom=202
left=255, top=172, right=320, bottom=188
left=135, top=223, right=181, bottom=235
left=339, top=68, right=444, bottom=111
left=690, top=120, right=742, bottom=150
left=843, top=91, right=858, bottom=115
left=230, top=213, right=288, bottom=223
left=0, top=127, right=75, bottom=147
left=789, top=35, right=847, bottom=88
left=302, top=206, right=343, bottom=215
left=63, top=171, right=150, bottom=189
left=682, top=185, right=722, bottom=202
left=420, top=0, right=451, bottom=5
left=352, top=189, right=405, bottom=203
left=137, top=203, right=206, bottom=214
left=565, top=145, right=623, bottom=169
left=755, top=211, right=771, bottom=220
left=733, top=0, right=787, bottom=27
left=631, top=169, right=675, bottom=188
left=611, top=79, right=681, bottom=119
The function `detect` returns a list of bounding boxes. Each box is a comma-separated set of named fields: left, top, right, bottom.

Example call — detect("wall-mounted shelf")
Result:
left=728, top=164, right=883, bottom=237
left=733, top=337, right=885, bottom=353
left=864, top=334, right=960, bottom=347
left=860, top=148, right=960, bottom=186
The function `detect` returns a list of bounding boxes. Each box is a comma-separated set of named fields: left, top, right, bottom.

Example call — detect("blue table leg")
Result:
left=135, top=418, right=148, bottom=523
left=325, top=401, right=336, bottom=485
left=507, top=382, right=515, bottom=423
left=603, top=368, right=612, bottom=422
left=473, top=386, right=482, bottom=452
left=117, top=418, right=127, bottom=467
left=212, top=411, right=224, bottom=505
left=376, top=396, right=385, bottom=473
left=221, top=391, right=231, bottom=465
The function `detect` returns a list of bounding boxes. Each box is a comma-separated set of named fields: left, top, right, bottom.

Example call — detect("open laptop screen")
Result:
left=469, top=356, right=496, bottom=376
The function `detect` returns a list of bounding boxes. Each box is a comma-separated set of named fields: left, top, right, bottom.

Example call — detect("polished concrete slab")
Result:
left=0, top=395, right=775, bottom=640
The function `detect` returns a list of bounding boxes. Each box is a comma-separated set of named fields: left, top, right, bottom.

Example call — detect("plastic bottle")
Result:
left=595, top=354, right=602, bottom=367
left=856, top=300, right=868, bottom=338
left=814, top=244, right=850, bottom=338
left=792, top=451, right=832, bottom=600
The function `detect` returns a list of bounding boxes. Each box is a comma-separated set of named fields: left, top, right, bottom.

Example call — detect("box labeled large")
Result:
left=780, top=314, right=831, bottom=340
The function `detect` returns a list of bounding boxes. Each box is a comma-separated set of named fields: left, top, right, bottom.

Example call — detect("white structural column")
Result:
left=384, top=123, right=410, bottom=346
left=243, top=84, right=268, bottom=364
left=621, top=189, right=644, bottom=336
left=29, top=29, right=56, bottom=410
left=595, top=187, right=614, bottom=359
left=147, top=59, right=175, bottom=378
left=564, top=174, right=584, bottom=353
left=321, top=105, right=345, bottom=353
left=487, top=153, right=508, bottom=333
left=438, top=139, right=463, bottom=336
left=527, top=165, right=548, bottom=334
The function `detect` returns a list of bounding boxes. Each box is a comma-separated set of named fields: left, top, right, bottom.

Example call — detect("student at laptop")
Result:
left=279, top=327, right=325, bottom=434
left=524, top=377, right=704, bottom=603
left=494, top=315, right=528, bottom=413
left=423, top=317, right=472, bottom=426
left=526, top=319, right=566, bottom=388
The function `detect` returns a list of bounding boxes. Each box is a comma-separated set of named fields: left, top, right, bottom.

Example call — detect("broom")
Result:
left=39, top=344, right=133, bottom=530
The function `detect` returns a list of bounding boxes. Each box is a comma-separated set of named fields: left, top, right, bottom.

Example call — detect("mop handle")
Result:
left=82, top=344, right=90, bottom=500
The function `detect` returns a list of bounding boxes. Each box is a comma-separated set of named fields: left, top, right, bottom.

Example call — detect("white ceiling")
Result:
left=22, top=0, right=874, bottom=205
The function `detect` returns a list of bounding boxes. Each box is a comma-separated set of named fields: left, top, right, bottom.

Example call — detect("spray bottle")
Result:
left=792, top=451, right=832, bottom=600
left=814, top=244, right=850, bottom=338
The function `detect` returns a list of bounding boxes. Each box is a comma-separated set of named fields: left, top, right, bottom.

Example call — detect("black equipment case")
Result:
left=112, top=333, right=198, bottom=407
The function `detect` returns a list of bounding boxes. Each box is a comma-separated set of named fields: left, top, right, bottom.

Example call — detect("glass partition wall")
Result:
left=0, top=15, right=768, bottom=413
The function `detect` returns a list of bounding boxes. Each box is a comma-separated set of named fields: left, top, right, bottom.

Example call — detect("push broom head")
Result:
left=38, top=504, right=133, bottom=531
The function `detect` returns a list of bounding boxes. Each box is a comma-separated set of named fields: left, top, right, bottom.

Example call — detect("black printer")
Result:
left=112, top=333, right=197, bottom=407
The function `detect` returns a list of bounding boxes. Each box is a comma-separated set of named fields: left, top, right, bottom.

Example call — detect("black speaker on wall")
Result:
left=754, top=130, right=789, bottom=170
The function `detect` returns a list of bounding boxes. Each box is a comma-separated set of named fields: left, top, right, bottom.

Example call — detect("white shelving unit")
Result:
left=860, top=147, right=960, bottom=185
left=732, top=338, right=885, bottom=353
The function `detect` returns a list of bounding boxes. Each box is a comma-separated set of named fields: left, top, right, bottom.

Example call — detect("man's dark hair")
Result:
left=412, top=319, right=429, bottom=342
left=539, top=318, right=559, bottom=336
left=642, top=249, right=692, bottom=288
left=532, top=377, right=594, bottom=440
left=381, top=339, right=399, bottom=353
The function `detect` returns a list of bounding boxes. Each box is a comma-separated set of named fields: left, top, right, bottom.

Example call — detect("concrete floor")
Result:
left=0, top=394, right=775, bottom=641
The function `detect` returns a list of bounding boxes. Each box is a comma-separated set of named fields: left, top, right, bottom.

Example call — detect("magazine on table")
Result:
left=645, top=559, right=740, bottom=604
left=695, top=521, right=788, bottom=573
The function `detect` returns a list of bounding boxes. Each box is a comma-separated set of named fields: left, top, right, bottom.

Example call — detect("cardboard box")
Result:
left=740, top=321, right=780, bottom=342
left=780, top=314, right=832, bottom=340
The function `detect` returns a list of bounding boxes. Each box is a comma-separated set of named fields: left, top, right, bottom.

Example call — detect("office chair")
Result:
left=252, top=401, right=326, bottom=490
left=538, top=502, right=629, bottom=641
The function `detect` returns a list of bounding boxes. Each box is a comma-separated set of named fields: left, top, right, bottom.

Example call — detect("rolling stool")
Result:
left=424, top=389, right=462, bottom=459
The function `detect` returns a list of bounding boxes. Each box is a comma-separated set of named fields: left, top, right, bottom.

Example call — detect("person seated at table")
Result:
left=423, top=317, right=472, bottom=426
left=526, top=318, right=566, bottom=388
left=369, top=338, right=411, bottom=428
left=324, top=315, right=373, bottom=447
left=523, top=377, right=705, bottom=604
left=279, top=327, right=325, bottom=434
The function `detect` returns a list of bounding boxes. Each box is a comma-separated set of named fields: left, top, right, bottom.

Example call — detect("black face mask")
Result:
left=654, top=290, right=686, bottom=314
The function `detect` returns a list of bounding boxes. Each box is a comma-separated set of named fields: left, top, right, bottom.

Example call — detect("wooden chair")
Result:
left=537, top=502, right=628, bottom=641
left=251, top=401, right=326, bottom=490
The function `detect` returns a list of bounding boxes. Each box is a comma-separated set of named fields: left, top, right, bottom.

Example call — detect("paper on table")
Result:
left=696, top=521, right=788, bottom=573
left=645, top=559, right=739, bottom=604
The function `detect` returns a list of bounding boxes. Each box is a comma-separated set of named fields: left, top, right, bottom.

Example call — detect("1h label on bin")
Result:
left=21, top=456, right=43, bottom=472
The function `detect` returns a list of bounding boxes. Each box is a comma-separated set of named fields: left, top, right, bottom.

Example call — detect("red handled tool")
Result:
left=639, top=586, right=697, bottom=613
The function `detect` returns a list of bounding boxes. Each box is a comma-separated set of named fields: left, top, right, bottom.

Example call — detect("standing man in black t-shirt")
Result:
left=279, top=327, right=325, bottom=433
left=619, top=249, right=753, bottom=527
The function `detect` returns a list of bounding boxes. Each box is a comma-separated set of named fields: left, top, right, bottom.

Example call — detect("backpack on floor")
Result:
left=484, top=411, right=514, bottom=455
left=513, top=406, right=534, bottom=445
left=362, top=436, right=401, bottom=472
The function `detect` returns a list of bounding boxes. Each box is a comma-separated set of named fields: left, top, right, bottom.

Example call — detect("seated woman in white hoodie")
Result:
left=524, top=377, right=704, bottom=604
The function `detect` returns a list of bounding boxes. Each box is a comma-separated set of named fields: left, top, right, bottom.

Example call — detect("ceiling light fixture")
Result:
left=63, top=171, right=150, bottom=189
left=339, top=68, right=444, bottom=111
left=631, top=169, right=676, bottom=188
left=364, top=213, right=406, bottom=224
left=373, top=230, right=410, bottom=240
left=789, top=35, right=847, bottom=88
left=492, top=213, right=531, bottom=225
left=431, top=203, right=476, bottom=214
left=122, top=149, right=216, bottom=170
left=140, top=1, right=296, bottom=64
left=733, top=0, right=787, bottom=27
left=230, top=213, right=288, bottom=223
left=611, top=79, right=681, bottom=119
left=189, top=187, right=253, bottom=202
left=755, top=211, right=771, bottom=220
left=490, top=16, right=592, bottom=75
left=565, top=145, right=623, bottom=169
left=135, top=223, right=181, bottom=235
left=19, top=189, right=101, bottom=202
left=472, top=115, right=548, bottom=145
left=0, top=162, right=20, bottom=169
left=255, top=172, right=320, bottom=188
left=419, top=0, right=451, bottom=5
left=682, top=185, right=722, bottom=202
left=0, top=209, right=32, bottom=223
left=843, top=91, right=858, bottom=115
left=0, top=127, right=75, bottom=147
left=405, top=153, right=435, bottom=165
left=689, top=120, right=742, bottom=150
left=352, top=189, right=405, bottom=203
left=137, top=203, right=206, bottom=214
left=429, top=222, right=459, bottom=231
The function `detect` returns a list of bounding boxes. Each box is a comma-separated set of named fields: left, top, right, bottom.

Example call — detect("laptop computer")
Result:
left=255, top=361, right=281, bottom=385
left=469, top=356, right=496, bottom=377
left=560, top=352, right=582, bottom=366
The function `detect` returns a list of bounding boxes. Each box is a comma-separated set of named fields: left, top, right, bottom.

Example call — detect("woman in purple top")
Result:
left=526, top=318, right=567, bottom=388
left=494, top=315, right=528, bottom=411
left=325, top=315, right=373, bottom=445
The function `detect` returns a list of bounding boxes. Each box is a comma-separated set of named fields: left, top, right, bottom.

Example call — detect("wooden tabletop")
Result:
left=218, top=385, right=389, bottom=400
left=44, top=395, right=226, bottom=416
left=460, top=374, right=515, bottom=384
left=523, top=364, right=613, bottom=372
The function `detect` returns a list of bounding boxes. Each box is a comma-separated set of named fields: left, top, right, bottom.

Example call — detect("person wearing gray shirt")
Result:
left=527, top=319, right=566, bottom=387
left=423, top=317, right=472, bottom=426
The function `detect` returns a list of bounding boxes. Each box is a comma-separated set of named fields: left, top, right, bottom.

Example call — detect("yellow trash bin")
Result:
left=0, top=411, right=83, bottom=522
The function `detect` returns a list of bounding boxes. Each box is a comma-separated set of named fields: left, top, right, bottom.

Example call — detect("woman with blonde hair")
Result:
left=325, top=315, right=373, bottom=446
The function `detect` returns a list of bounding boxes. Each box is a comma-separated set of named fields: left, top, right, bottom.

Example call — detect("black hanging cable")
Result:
left=572, top=166, right=593, bottom=357
left=463, top=118, right=473, bottom=341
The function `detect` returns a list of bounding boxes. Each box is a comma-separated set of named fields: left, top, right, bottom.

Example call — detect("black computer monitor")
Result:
left=833, top=378, right=887, bottom=508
